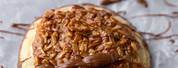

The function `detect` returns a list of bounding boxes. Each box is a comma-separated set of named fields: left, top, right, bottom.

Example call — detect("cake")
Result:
left=18, top=4, right=151, bottom=68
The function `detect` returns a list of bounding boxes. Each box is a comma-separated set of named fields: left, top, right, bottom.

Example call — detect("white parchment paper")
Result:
left=0, top=0, right=178, bottom=68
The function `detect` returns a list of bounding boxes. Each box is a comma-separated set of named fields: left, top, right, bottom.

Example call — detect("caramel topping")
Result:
left=32, top=5, right=143, bottom=68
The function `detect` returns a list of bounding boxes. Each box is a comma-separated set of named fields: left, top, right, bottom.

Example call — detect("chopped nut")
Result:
left=72, top=5, right=85, bottom=10
left=49, top=59, right=56, bottom=66
left=43, top=9, right=55, bottom=19
left=33, top=5, right=144, bottom=67
left=104, top=42, right=113, bottom=49
left=79, top=42, right=87, bottom=52
left=96, top=45, right=104, bottom=51
left=51, top=32, right=59, bottom=44
left=131, top=42, right=138, bottom=51
left=49, top=52, right=57, bottom=59
left=117, top=47, right=124, bottom=56
left=65, top=53, right=70, bottom=60
left=119, top=38, right=127, bottom=45
left=43, top=44, right=53, bottom=51
left=89, top=49, right=95, bottom=55
left=42, top=59, right=49, bottom=64
left=83, top=53, right=118, bottom=67
left=92, top=30, right=100, bottom=36
left=72, top=44, right=79, bottom=52
left=35, top=57, right=41, bottom=66
left=86, top=12, right=96, bottom=19
left=66, top=31, right=72, bottom=37
left=58, top=51, right=66, bottom=59
left=112, top=25, right=122, bottom=30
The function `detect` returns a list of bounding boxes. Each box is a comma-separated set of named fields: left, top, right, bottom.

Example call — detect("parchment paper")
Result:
left=0, top=0, right=178, bottom=68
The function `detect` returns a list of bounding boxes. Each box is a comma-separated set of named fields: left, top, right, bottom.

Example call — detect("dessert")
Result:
left=18, top=4, right=151, bottom=68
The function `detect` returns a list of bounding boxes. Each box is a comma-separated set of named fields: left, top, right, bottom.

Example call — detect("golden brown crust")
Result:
left=18, top=18, right=40, bottom=68
left=18, top=4, right=151, bottom=68
left=18, top=26, right=30, bottom=68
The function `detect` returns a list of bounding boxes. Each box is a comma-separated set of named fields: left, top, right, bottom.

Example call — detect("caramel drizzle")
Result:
left=0, top=36, right=4, bottom=39
left=137, top=0, right=148, bottom=7
left=130, top=13, right=178, bottom=19
left=164, top=0, right=178, bottom=7
left=0, top=20, right=2, bottom=23
left=56, top=53, right=143, bottom=68
left=0, top=30, right=24, bottom=36
left=140, top=20, right=171, bottom=37
left=12, top=23, right=30, bottom=31
left=140, top=20, right=178, bottom=40
left=21, top=57, right=32, bottom=63
left=101, top=0, right=121, bottom=5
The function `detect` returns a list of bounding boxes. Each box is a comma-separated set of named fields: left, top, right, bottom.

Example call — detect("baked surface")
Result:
left=18, top=4, right=151, bottom=68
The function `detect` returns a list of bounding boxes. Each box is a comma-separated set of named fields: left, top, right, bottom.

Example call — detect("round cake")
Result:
left=18, top=4, right=151, bottom=68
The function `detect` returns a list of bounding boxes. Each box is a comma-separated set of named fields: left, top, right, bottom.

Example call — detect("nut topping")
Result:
left=32, top=5, right=147, bottom=68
